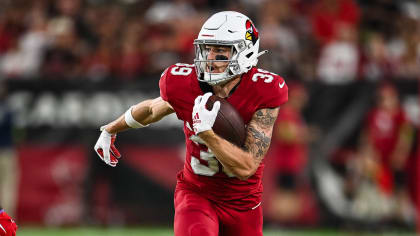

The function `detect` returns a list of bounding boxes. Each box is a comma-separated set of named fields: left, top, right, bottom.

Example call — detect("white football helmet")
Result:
left=194, top=11, right=266, bottom=85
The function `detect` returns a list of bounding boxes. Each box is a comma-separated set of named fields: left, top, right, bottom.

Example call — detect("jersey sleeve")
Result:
left=158, top=64, right=191, bottom=121
left=257, top=75, right=288, bottom=110
left=159, top=67, right=170, bottom=102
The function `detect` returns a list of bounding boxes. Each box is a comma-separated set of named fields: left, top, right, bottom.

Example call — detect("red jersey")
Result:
left=366, top=108, right=406, bottom=164
left=159, top=63, right=288, bottom=210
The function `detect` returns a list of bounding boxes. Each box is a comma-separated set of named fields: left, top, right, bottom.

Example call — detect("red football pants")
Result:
left=174, top=188, right=263, bottom=236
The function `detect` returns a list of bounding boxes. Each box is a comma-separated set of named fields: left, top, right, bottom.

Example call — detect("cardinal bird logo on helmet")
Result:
left=245, top=20, right=258, bottom=45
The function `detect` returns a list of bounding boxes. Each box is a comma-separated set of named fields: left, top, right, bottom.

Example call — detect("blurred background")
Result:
left=0, top=0, right=419, bottom=235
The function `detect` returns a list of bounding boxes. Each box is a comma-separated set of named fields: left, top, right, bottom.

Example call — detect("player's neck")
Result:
left=212, top=76, right=241, bottom=98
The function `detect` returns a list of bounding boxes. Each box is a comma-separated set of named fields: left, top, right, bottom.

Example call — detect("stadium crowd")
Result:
left=0, top=0, right=419, bottom=82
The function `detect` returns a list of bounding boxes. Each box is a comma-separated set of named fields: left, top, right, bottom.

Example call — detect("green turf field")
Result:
left=17, top=227, right=417, bottom=236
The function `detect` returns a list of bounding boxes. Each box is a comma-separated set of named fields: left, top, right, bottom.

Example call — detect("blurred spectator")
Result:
left=0, top=7, right=50, bottom=78
left=144, top=0, right=199, bottom=73
left=83, top=38, right=115, bottom=81
left=112, top=20, right=148, bottom=80
left=0, top=83, right=17, bottom=218
left=144, top=0, right=197, bottom=25
left=258, top=0, right=300, bottom=78
left=392, top=18, right=420, bottom=80
left=41, top=17, right=82, bottom=79
left=317, top=22, right=360, bottom=83
left=0, top=5, right=25, bottom=56
left=0, top=34, right=22, bottom=79
left=0, top=4, right=28, bottom=78
left=359, top=0, right=400, bottom=39
left=0, top=0, right=418, bottom=82
left=310, top=0, right=360, bottom=45
left=18, top=9, right=50, bottom=77
left=139, top=22, right=175, bottom=74
left=83, top=5, right=122, bottom=81
left=358, top=83, right=415, bottom=224
left=361, top=32, right=393, bottom=81
left=268, top=82, right=311, bottom=224
left=360, top=0, right=420, bottom=81
left=53, top=0, right=97, bottom=46
left=171, top=13, right=202, bottom=63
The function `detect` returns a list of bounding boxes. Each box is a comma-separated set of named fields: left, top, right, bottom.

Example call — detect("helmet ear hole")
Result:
left=245, top=52, right=254, bottom=58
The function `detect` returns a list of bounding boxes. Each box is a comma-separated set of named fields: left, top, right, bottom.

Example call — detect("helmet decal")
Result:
left=245, top=20, right=258, bottom=45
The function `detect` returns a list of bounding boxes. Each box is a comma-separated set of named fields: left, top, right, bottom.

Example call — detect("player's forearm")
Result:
left=132, top=97, right=174, bottom=124
left=199, top=130, right=256, bottom=180
left=104, top=114, right=131, bottom=134
left=105, top=99, right=157, bottom=134
left=105, top=97, right=174, bottom=134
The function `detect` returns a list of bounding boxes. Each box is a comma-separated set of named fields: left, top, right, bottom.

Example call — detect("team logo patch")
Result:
left=245, top=20, right=259, bottom=45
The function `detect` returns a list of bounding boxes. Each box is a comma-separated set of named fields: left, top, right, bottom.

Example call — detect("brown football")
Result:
left=206, top=95, right=246, bottom=147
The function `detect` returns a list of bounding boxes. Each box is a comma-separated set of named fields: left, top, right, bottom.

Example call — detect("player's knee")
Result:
left=175, top=220, right=216, bottom=236
left=189, top=222, right=215, bottom=236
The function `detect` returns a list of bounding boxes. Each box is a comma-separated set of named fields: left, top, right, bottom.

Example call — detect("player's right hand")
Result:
left=192, top=92, right=220, bottom=134
left=0, top=210, right=17, bottom=236
left=94, top=126, right=121, bottom=167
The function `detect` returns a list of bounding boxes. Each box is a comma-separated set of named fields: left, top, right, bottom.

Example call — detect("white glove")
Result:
left=192, top=92, right=221, bottom=134
left=94, top=126, right=121, bottom=167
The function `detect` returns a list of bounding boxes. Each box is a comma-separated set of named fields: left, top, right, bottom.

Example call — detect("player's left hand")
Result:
left=192, top=92, right=220, bottom=134
left=0, top=210, right=17, bottom=236
left=94, top=126, right=121, bottom=167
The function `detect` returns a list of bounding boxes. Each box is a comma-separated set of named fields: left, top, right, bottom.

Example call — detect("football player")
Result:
left=95, top=11, right=288, bottom=236
left=0, top=208, right=17, bottom=236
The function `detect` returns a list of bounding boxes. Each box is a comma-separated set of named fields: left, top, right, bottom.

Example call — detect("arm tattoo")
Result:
left=244, top=108, right=279, bottom=164
left=245, top=126, right=271, bottom=158
left=254, top=110, right=277, bottom=129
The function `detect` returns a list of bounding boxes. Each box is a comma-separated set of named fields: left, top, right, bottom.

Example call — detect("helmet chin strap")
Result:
left=204, top=71, right=230, bottom=85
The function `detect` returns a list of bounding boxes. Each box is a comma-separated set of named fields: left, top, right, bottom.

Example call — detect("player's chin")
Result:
left=206, top=64, right=228, bottom=73
left=206, top=68, right=226, bottom=74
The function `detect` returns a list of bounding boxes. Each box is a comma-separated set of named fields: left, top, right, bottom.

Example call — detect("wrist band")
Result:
left=124, top=106, right=148, bottom=128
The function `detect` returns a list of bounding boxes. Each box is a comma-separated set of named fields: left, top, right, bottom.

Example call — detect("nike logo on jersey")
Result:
left=279, top=81, right=285, bottom=88
left=252, top=202, right=261, bottom=210
left=0, top=223, right=6, bottom=233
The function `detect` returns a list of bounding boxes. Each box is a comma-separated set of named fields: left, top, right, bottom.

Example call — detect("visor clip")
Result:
left=256, top=50, right=269, bottom=58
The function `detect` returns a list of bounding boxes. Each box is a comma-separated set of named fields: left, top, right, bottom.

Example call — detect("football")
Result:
left=206, top=95, right=246, bottom=147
